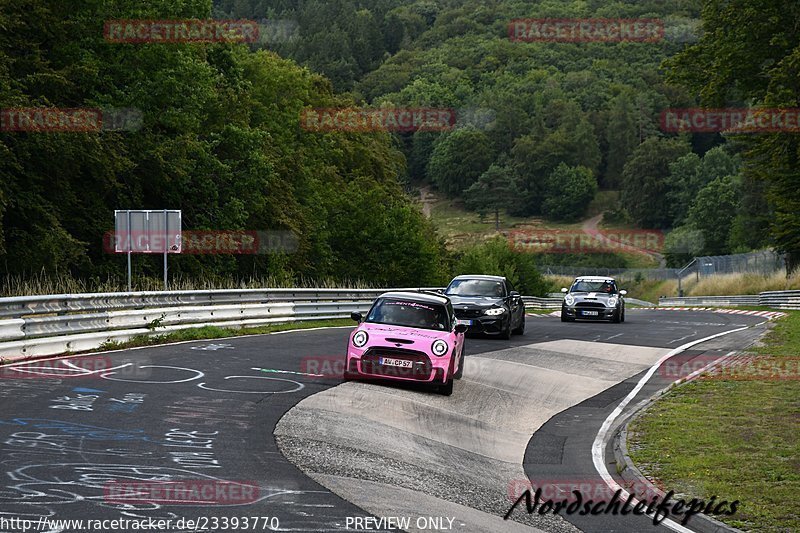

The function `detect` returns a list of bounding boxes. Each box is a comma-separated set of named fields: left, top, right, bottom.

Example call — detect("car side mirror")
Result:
left=454, top=323, right=468, bottom=333
left=509, top=291, right=520, bottom=298
left=561, top=287, right=568, bottom=293
left=436, top=288, right=444, bottom=294
left=350, top=312, right=362, bottom=322
left=619, top=290, right=627, bottom=296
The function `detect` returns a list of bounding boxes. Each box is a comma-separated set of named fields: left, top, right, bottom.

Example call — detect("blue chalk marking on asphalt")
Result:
left=252, top=367, right=324, bottom=377
left=72, top=387, right=106, bottom=394
left=0, top=419, right=165, bottom=442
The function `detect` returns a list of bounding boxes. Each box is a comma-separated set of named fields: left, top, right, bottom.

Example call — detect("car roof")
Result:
left=450, top=275, right=506, bottom=282
left=574, top=276, right=617, bottom=282
left=378, top=291, right=449, bottom=305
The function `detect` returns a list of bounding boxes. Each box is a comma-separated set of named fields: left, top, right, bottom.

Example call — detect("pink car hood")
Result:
left=358, top=322, right=451, bottom=351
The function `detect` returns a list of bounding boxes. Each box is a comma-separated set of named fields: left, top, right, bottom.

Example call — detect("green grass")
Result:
left=624, top=279, right=678, bottom=304
left=428, top=195, right=660, bottom=269
left=96, top=319, right=354, bottom=352
left=687, top=270, right=800, bottom=296
left=628, top=311, right=800, bottom=531
left=525, top=308, right=558, bottom=314
left=428, top=197, right=581, bottom=249
left=0, top=273, right=376, bottom=297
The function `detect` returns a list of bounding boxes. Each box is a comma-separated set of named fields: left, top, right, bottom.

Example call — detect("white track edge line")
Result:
left=591, top=325, right=750, bottom=533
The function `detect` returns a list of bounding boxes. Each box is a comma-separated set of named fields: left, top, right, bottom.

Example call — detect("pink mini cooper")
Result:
left=345, top=291, right=468, bottom=395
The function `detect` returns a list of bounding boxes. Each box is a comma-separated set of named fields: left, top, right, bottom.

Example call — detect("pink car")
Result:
left=345, top=291, right=468, bottom=396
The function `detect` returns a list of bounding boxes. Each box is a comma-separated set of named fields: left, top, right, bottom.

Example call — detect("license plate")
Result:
left=379, top=357, right=412, bottom=368
left=581, top=310, right=599, bottom=316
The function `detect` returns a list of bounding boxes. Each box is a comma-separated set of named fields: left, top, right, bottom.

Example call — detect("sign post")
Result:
left=127, top=210, right=132, bottom=291
left=115, top=210, right=181, bottom=291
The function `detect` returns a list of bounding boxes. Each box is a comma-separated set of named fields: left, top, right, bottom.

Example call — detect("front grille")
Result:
left=361, top=347, right=432, bottom=380
left=385, top=338, right=414, bottom=345
left=455, top=308, right=483, bottom=319
left=576, top=302, right=606, bottom=309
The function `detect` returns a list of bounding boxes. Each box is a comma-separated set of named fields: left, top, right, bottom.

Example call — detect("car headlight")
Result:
left=607, top=297, right=618, bottom=307
left=431, top=339, right=449, bottom=357
left=352, top=330, right=368, bottom=348
left=484, top=307, right=506, bottom=316
left=564, top=294, right=575, bottom=306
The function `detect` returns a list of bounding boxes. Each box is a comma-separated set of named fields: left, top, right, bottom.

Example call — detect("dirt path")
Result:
left=419, top=185, right=436, bottom=218
left=582, top=214, right=666, bottom=267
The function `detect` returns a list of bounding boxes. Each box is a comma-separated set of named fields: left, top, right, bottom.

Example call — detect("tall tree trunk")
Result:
left=786, top=252, right=799, bottom=277
left=494, top=208, right=500, bottom=231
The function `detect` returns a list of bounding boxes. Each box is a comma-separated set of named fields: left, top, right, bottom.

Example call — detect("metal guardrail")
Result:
left=0, top=287, right=562, bottom=361
left=658, top=295, right=760, bottom=307
left=659, top=290, right=800, bottom=309
left=758, top=290, right=800, bottom=310
left=0, top=288, right=438, bottom=319
left=522, top=296, right=563, bottom=309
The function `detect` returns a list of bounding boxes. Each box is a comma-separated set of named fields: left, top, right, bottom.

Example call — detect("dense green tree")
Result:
left=666, top=0, right=800, bottom=270
left=454, top=236, right=551, bottom=296
left=510, top=106, right=601, bottom=216
left=665, top=153, right=702, bottom=226
left=427, top=128, right=493, bottom=197
left=666, top=146, right=740, bottom=226
left=463, top=162, right=518, bottom=230
left=541, top=164, right=598, bottom=222
left=604, top=93, right=638, bottom=188
left=621, top=137, right=691, bottom=229
left=686, top=175, right=740, bottom=255
left=0, top=0, right=445, bottom=288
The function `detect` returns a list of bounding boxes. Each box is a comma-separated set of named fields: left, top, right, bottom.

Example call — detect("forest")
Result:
left=1, top=0, right=798, bottom=294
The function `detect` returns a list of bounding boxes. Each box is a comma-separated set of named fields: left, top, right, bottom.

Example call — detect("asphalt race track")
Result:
left=0, top=310, right=772, bottom=533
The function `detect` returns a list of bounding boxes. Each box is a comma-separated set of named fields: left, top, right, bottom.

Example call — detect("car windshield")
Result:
left=366, top=299, right=449, bottom=331
left=571, top=281, right=617, bottom=293
left=445, top=279, right=505, bottom=298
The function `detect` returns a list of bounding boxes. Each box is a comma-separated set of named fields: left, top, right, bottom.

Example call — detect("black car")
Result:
left=443, top=275, right=525, bottom=339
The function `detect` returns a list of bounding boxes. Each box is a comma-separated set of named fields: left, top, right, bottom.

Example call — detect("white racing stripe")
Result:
left=591, top=326, right=750, bottom=533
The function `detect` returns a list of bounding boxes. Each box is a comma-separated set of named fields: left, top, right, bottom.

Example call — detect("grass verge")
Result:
left=525, top=308, right=558, bottom=315
left=628, top=311, right=800, bottom=531
left=97, top=319, right=354, bottom=352
left=687, top=270, right=800, bottom=296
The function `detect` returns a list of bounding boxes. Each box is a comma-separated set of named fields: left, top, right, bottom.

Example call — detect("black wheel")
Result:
left=454, top=347, right=464, bottom=379
left=439, top=379, right=454, bottom=396
left=621, top=307, right=625, bottom=323
left=512, top=314, right=525, bottom=335
left=560, top=307, right=573, bottom=322
left=499, top=320, right=512, bottom=339
left=611, top=308, right=621, bottom=323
